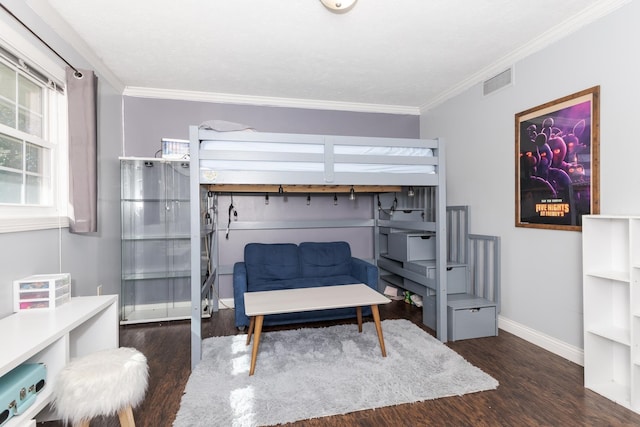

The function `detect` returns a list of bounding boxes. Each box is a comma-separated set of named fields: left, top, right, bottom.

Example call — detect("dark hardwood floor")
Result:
left=40, top=301, right=640, bottom=427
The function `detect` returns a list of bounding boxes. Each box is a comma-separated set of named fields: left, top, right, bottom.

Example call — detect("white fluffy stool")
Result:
left=53, top=347, right=149, bottom=427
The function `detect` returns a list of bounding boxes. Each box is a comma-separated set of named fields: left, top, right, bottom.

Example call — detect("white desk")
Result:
left=244, top=284, right=390, bottom=375
left=0, top=295, right=119, bottom=426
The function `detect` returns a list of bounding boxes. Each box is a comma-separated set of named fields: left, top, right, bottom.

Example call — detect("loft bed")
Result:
left=188, top=125, right=447, bottom=368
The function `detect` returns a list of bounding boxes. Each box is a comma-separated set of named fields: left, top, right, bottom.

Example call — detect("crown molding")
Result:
left=123, top=86, right=421, bottom=116
left=420, top=0, right=631, bottom=113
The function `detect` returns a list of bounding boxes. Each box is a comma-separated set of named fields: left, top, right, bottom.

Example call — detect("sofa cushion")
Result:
left=247, top=275, right=359, bottom=292
left=297, top=275, right=359, bottom=288
left=245, top=243, right=300, bottom=285
left=247, top=278, right=301, bottom=292
left=299, top=241, right=352, bottom=278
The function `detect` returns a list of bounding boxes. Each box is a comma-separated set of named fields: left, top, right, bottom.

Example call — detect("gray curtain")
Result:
left=66, top=67, right=97, bottom=233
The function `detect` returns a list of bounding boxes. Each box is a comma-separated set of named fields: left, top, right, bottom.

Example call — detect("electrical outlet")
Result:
left=97, top=285, right=103, bottom=295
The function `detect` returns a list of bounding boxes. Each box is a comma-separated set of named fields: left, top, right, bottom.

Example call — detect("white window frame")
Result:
left=0, top=23, right=69, bottom=233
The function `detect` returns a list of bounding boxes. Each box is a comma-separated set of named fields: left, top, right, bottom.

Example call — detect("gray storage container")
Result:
left=403, top=260, right=467, bottom=294
left=387, top=232, right=435, bottom=262
left=446, top=294, right=497, bottom=341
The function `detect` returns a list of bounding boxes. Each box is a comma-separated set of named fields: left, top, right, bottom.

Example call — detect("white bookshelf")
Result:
left=583, top=215, right=640, bottom=412
left=0, top=295, right=118, bottom=426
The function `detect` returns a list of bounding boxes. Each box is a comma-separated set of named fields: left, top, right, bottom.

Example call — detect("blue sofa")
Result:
left=233, top=241, right=379, bottom=329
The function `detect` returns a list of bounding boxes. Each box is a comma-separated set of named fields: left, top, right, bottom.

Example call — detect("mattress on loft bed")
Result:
left=198, top=140, right=436, bottom=174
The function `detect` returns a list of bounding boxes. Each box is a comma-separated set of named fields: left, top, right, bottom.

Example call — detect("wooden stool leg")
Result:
left=118, top=405, right=136, bottom=427
left=356, top=306, right=363, bottom=332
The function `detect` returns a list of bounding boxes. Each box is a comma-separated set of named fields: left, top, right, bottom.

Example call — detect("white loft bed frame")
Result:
left=188, top=125, right=447, bottom=368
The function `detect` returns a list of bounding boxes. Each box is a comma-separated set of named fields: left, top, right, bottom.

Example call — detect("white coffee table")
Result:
left=244, top=283, right=391, bottom=375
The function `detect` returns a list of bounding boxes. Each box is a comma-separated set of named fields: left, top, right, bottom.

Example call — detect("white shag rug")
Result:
left=173, top=319, right=498, bottom=427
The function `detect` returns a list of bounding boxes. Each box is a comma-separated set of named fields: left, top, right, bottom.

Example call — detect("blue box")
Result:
left=0, top=363, right=46, bottom=426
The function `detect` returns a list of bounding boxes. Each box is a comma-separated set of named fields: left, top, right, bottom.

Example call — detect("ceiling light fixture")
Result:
left=320, top=0, right=357, bottom=13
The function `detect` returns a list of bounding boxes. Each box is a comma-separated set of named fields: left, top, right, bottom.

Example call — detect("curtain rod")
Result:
left=0, top=3, right=83, bottom=78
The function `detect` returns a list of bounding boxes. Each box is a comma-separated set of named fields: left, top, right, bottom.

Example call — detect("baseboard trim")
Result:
left=498, top=316, right=584, bottom=366
left=218, top=298, right=234, bottom=310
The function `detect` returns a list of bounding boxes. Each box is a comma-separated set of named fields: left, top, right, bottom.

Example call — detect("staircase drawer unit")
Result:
left=447, top=294, right=497, bottom=341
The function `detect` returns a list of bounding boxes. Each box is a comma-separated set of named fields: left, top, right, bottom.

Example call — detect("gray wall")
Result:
left=60, top=81, right=123, bottom=299
left=0, top=1, right=123, bottom=318
left=123, top=97, right=419, bottom=157
left=420, top=0, right=640, bottom=352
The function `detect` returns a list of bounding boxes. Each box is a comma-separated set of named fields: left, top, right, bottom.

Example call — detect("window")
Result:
left=0, top=45, right=68, bottom=233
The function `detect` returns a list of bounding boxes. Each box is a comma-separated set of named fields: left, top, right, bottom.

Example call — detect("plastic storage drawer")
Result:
left=13, top=274, right=71, bottom=312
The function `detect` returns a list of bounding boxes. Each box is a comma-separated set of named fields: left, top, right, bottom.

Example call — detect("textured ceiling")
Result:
left=39, top=0, right=626, bottom=112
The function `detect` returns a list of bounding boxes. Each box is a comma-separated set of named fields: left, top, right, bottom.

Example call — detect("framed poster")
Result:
left=515, top=86, right=600, bottom=231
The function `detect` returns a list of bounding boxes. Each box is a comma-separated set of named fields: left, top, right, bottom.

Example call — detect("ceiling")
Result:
left=36, top=0, right=626, bottom=113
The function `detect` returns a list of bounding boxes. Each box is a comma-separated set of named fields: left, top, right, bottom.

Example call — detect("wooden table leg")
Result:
left=356, top=306, right=363, bottom=332
left=371, top=305, right=387, bottom=357
left=246, top=316, right=255, bottom=346
left=249, top=315, right=264, bottom=376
